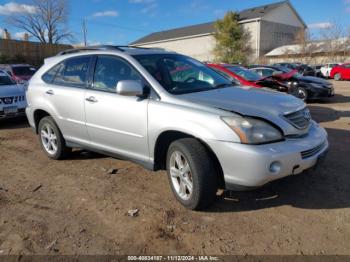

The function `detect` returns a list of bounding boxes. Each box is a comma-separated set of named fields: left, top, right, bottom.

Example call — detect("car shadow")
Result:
left=308, top=94, right=350, bottom=104
left=0, top=117, right=30, bottom=130
left=309, top=105, right=350, bottom=123
left=208, top=127, right=350, bottom=212
left=68, top=149, right=108, bottom=161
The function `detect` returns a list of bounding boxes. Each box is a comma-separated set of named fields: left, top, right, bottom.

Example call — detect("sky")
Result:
left=0, top=0, right=349, bottom=45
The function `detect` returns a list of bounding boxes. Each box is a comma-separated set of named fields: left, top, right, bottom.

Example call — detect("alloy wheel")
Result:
left=169, top=151, right=193, bottom=201
left=40, top=123, right=58, bottom=155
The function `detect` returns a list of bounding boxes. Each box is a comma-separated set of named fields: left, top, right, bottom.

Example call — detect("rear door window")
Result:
left=52, top=56, right=91, bottom=88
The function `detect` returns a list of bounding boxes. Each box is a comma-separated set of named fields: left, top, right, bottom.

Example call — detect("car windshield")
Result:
left=0, top=72, right=16, bottom=85
left=12, top=66, right=36, bottom=76
left=133, top=54, right=232, bottom=94
left=225, top=66, right=261, bottom=81
left=274, top=66, right=302, bottom=78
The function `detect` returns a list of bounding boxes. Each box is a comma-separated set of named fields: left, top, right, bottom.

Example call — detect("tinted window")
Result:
left=42, top=63, right=64, bottom=83
left=12, top=66, right=36, bottom=76
left=92, top=56, right=142, bottom=92
left=53, top=56, right=91, bottom=87
left=134, top=54, right=231, bottom=95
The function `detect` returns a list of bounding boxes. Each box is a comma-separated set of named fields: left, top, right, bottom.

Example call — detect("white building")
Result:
left=265, top=38, right=350, bottom=64
left=131, top=1, right=306, bottom=62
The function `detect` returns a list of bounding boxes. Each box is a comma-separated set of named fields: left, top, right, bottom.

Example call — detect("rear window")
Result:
left=42, top=56, right=91, bottom=88
left=12, top=66, right=36, bottom=76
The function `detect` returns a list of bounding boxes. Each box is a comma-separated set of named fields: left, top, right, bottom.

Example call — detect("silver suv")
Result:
left=26, top=46, right=329, bottom=210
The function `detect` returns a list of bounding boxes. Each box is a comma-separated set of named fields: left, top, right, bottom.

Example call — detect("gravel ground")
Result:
left=0, top=80, right=349, bottom=255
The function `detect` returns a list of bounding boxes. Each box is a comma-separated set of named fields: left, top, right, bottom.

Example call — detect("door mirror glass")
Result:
left=116, top=80, right=144, bottom=96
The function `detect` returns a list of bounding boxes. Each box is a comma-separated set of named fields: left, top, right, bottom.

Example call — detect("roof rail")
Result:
left=57, top=45, right=122, bottom=56
left=57, top=45, right=165, bottom=56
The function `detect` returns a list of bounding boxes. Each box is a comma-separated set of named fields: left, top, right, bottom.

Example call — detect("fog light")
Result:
left=269, top=161, right=281, bottom=173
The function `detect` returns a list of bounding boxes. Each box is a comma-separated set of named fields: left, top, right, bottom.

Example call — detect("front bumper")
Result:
left=309, top=86, right=335, bottom=99
left=206, top=122, right=329, bottom=189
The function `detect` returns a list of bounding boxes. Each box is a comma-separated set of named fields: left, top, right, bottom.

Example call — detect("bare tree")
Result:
left=7, top=0, right=73, bottom=44
left=293, top=29, right=316, bottom=64
left=320, top=21, right=348, bottom=62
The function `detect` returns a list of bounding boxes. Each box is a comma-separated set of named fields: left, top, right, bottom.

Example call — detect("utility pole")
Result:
left=82, top=19, right=87, bottom=47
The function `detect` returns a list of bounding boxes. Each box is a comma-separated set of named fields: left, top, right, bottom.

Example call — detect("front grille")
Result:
left=284, top=108, right=311, bottom=129
left=0, top=96, right=25, bottom=105
left=301, top=142, right=326, bottom=159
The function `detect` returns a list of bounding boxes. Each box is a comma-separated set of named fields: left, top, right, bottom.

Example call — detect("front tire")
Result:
left=296, top=87, right=308, bottom=101
left=166, top=138, right=218, bottom=210
left=38, top=116, right=71, bottom=160
left=334, top=73, right=342, bottom=81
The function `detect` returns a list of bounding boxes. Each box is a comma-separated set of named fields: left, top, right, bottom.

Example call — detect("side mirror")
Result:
left=116, top=80, right=144, bottom=97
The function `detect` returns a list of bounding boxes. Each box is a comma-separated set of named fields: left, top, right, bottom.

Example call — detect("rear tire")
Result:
left=334, top=73, right=342, bottom=81
left=166, top=138, right=218, bottom=210
left=38, top=116, right=71, bottom=160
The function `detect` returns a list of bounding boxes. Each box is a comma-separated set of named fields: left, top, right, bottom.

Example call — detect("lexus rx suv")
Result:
left=26, top=46, right=329, bottom=210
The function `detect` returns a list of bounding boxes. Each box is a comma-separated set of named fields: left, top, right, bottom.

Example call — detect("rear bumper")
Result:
left=205, top=122, right=328, bottom=189
left=25, top=107, right=35, bottom=129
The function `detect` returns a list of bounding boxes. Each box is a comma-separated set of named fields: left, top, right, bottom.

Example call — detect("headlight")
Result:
left=286, top=81, right=298, bottom=88
left=221, top=116, right=283, bottom=144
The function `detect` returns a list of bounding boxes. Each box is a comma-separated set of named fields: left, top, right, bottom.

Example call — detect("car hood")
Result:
left=179, top=86, right=307, bottom=135
left=298, top=76, right=330, bottom=85
left=0, top=84, right=25, bottom=97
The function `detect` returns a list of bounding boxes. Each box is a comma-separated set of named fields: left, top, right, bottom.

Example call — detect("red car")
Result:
left=207, top=63, right=262, bottom=87
left=207, top=63, right=287, bottom=92
left=330, top=63, right=350, bottom=81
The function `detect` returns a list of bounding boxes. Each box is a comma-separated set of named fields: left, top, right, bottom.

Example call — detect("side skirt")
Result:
left=66, top=140, right=155, bottom=171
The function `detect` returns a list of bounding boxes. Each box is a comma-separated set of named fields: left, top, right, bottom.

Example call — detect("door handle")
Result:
left=46, top=90, right=54, bottom=95
left=85, top=96, right=98, bottom=103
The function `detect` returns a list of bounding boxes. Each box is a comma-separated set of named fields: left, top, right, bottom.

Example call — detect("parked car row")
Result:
left=258, top=62, right=350, bottom=81
left=20, top=46, right=329, bottom=210
left=204, top=63, right=334, bottom=101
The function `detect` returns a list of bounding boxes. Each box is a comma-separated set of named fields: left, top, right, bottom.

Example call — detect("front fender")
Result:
left=147, top=100, right=241, bottom=160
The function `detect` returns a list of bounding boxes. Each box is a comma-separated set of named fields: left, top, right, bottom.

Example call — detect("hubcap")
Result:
left=169, top=151, right=193, bottom=201
left=297, top=88, right=307, bottom=100
left=40, top=123, right=58, bottom=155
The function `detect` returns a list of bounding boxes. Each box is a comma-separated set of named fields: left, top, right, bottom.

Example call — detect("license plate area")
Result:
left=4, top=106, right=18, bottom=114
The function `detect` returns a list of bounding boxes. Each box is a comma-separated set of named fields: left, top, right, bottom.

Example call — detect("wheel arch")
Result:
left=33, top=109, right=52, bottom=133
left=153, top=130, right=225, bottom=188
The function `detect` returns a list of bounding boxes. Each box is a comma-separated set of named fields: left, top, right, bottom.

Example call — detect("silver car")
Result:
left=25, top=46, right=329, bottom=210
left=0, top=70, right=26, bottom=119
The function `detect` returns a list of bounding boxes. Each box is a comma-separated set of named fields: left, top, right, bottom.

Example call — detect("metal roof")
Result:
left=131, top=1, right=292, bottom=45
left=265, top=38, right=350, bottom=57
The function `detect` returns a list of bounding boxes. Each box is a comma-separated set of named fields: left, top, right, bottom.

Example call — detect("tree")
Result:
left=7, top=0, right=73, bottom=44
left=293, top=29, right=316, bottom=64
left=213, top=11, right=251, bottom=64
left=319, top=21, right=348, bottom=62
